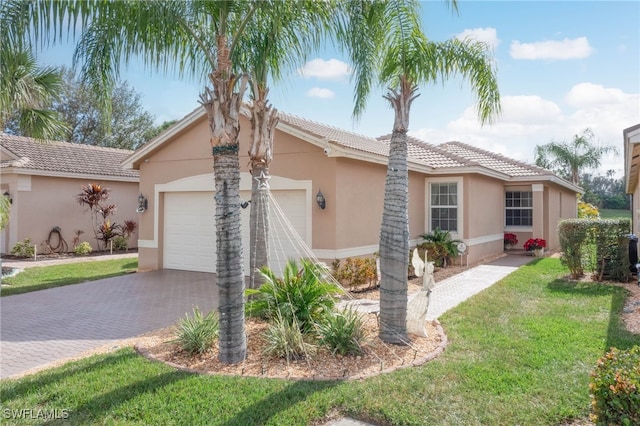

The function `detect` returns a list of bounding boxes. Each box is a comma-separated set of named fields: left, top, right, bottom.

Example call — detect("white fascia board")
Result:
left=122, top=106, right=206, bottom=170
left=429, top=166, right=510, bottom=181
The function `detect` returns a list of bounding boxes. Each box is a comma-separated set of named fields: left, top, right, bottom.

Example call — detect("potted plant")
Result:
left=504, top=233, right=518, bottom=250
left=524, top=238, right=546, bottom=257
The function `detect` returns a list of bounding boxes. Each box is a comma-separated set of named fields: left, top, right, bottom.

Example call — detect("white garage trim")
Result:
left=139, top=172, right=313, bottom=268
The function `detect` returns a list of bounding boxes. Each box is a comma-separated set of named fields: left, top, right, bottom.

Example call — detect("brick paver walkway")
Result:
left=1, top=269, right=218, bottom=379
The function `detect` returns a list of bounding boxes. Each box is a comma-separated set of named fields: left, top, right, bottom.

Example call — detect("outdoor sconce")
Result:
left=136, top=193, right=148, bottom=213
left=3, top=191, right=12, bottom=204
left=240, top=199, right=251, bottom=209
left=316, top=190, right=326, bottom=210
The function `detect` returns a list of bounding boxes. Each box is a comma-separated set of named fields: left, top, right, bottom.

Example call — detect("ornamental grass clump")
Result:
left=589, top=346, right=640, bottom=425
left=172, top=307, right=219, bottom=355
left=262, top=313, right=317, bottom=361
left=316, top=307, right=367, bottom=356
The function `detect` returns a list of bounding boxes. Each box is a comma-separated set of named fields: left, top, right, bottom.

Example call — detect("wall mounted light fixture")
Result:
left=3, top=191, right=12, bottom=204
left=137, top=193, right=148, bottom=213
left=240, top=199, right=251, bottom=209
left=316, top=190, right=326, bottom=210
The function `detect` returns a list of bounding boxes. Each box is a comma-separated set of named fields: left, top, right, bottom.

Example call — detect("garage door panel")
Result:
left=164, top=188, right=307, bottom=275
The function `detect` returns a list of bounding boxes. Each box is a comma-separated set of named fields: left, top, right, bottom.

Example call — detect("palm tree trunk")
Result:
left=200, top=37, right=249, bottom=362
left=249, top=164, right=270, bottom=289
left=248, top=87, right=278, bottom=289
left=378, top=78, right=418, bottom=344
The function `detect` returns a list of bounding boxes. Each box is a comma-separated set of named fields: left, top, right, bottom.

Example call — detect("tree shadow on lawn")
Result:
left=546, top=278, right=640, bottom=351
left=1, top=350, right=142, bottom=402
left=219, top=379, right=340, bottom=426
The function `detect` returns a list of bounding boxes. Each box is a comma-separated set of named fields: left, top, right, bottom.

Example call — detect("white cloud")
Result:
left=306, top=87, right=335, bottom=99
left=564, top=83, right=629, bottom=107
left=410, top=85, right=639, bottom=178
left=510, top=37, right=594, bottom=60
left=298, top=58, right=351, bottom=80
left=456, top=27, right=500, bottom=50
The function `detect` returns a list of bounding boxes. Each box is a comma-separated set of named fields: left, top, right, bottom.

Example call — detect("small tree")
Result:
left=76, top=183, right=121, bottom=250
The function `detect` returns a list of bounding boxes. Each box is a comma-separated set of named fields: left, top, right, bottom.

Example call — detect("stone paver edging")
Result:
left=134, top=319, right=448, bottom=381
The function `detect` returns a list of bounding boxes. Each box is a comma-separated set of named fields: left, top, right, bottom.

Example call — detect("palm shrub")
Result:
left=262, top=312, right=317, bottom=361
left=316, top=307, right=367, bottom=356
left=245, top=259, right=343, bottom=334
left=419, top=228, right=462, bottom=267
left=171, top=307, right=219, bottom=355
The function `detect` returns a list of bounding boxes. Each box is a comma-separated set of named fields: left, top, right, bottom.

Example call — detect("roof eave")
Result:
left=1, top=167, right=139, bottom=182
left=624, top=124, right=640, bottom=193
left=122, top=106, right=206, bottom=170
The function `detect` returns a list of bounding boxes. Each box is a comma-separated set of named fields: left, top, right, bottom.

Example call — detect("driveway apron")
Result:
left=1, top=270, right=218, bottom=379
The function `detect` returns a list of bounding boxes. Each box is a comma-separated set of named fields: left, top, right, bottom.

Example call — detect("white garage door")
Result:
left=163, top=189, right=307, bottom=275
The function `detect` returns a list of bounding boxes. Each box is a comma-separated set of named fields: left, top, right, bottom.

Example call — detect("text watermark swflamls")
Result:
left=3, top=408, right=70, bottom=420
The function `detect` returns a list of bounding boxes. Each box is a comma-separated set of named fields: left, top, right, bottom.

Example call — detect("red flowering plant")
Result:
left=523, top=238, right=546, bottom=251
left=504, top=233, right=518, bottom=246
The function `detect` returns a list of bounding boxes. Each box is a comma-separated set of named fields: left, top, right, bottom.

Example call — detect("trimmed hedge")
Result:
left=558, top=218, right=631, bottom=282
left=589, top=346, right=640, bottom=425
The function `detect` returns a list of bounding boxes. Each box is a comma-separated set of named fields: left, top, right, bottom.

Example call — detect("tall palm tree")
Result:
left=534, top=128, right=617, bottom=185
left=337, top=0, right=501, bottom=343
left=237, top=2, right=331, bottom=289
left=0, top=47, right=68, bottom=140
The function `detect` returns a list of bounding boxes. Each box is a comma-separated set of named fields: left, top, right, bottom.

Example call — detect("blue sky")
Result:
left=37, top=1, right=639, bottom=176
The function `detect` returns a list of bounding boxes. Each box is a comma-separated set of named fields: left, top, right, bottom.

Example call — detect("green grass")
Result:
left=1, top=258, right=638, bottom=425
left=1, top=259, right=138, bottom=296
left=599, top=208, right=631, bottom=219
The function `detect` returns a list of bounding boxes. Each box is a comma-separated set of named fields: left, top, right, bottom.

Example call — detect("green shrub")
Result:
left=419, top=228, right=462, bottom=267
left=589, top=346, right=640, bottom=425
left=316, top=307, right=367, bottom=356
left=112, top=236, right=128, bottom=251
left=171, top=307, right=219, bottom=355
left=262, top=313, right=316, bottom=361
left=73, top=241, right=93, bottom=256
left=245, top=259, right=342, bottom=334
left=558, top=218, right=631, bottom=282
left=558, top=219, right=593, bottom=278
left=11, top=238, right=35, bottom=258
left=332, top=256, right=378, bottom=289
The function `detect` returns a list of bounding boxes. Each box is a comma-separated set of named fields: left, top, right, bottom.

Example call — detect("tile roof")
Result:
left=437, top=141, right=552, bottom=177
left=0, top=133, right=139, bottom=179
left=279, top=112, right=550, bottom=178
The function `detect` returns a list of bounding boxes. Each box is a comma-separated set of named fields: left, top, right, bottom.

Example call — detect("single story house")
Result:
left=1, top=134, right=140, bottom=254
left=124, top=106, right=580, bottom=274
left=624, top=123, right=640, bottom=234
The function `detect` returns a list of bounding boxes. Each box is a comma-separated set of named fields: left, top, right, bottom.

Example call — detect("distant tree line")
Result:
left=581, top=172, right=629, bottom=210
left=3, top=65, right=174, bottom=150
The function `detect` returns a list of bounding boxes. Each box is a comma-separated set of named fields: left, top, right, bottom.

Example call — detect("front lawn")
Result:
left=1, top=258, right=638, bottom=425
left=1, top=258, right=138, bottom=296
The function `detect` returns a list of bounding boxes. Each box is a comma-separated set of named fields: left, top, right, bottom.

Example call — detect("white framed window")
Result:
left=426, top=177, right=463, bottom=237
left=505, top=191, right=532, bottom=226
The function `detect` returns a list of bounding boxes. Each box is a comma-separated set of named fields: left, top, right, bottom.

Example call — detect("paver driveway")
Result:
left=1, top=270, right=218, bottom=379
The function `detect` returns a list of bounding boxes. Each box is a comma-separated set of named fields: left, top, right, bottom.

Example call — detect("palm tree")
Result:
left=534, top=128, right=617, bottom=185
left=337, top=0, right=501, bottom=344
left=0, top=47, right=68, bottom=139
left=238, top=2, right=331, bottom=289
left=4, top=0, right=337, bottom=364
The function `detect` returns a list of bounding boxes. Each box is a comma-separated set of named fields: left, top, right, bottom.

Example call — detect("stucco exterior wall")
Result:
left=1, top=174, right=138, bottom=254
left=464, top=174, right=505, bottom=264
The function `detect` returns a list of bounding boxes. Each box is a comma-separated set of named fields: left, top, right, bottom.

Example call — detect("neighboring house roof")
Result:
left=123, top=106, right=579, bottom=192
left=0, top=133, right=139, bottom=181
left=624, top=124, right=640, bottom=193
